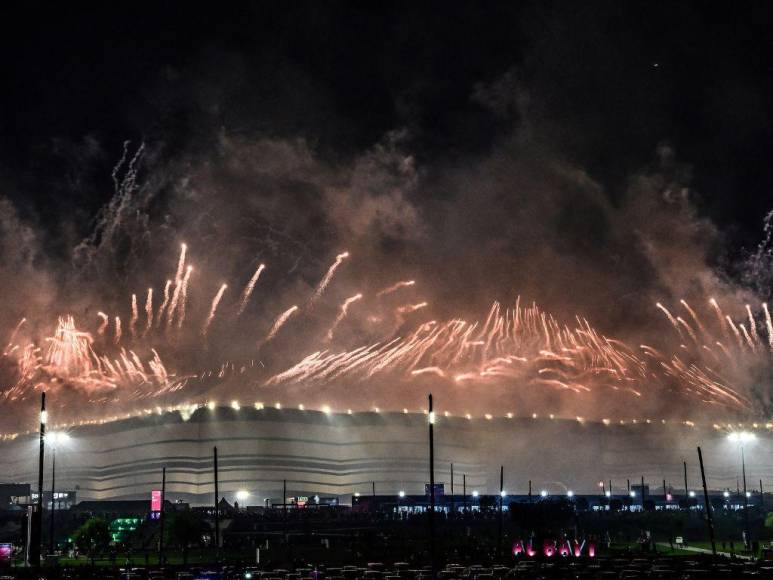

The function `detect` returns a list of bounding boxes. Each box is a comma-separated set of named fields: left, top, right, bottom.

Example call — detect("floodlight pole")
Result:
left=498, top=465, right=504, bottom=561
left=741, top=446, right=751, bottom=549
left=450, top=463, right=454, bottom=518
left=159, top=467, right=166, bottom=564
left=428, top=393, right=436, bottom=579
left=697, top=446, right=716, bottom=556
left=213, top=447, right=219, bottom=559
left=30, top=392, right=46, bottom=567
left=49, top=447, right=56, bottom=555
left=683, top=461, right=688, bottom=504
left=761, top=479, right=765, bottom=510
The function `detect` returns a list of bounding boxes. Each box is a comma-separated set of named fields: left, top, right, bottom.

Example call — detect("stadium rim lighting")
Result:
left=630, top=491, right=636, bottom=497
left=322, top=405, right=331, bottom=415
left=429, top=411, right=436, bottom=424
left=688, top=490, right=696, bottom=498
left=354, top=492, right=360, bottom=497
left=500, top=490, right=506, bottom=498
left=472, top=491, right=479, bottom=498
left=48, top=432, right=71, bottom=446
left=723, top=491, right=730, bottom=498
left=231, top=400, right=240, bottom=410
left=235, top=490, right=249, bottom=501
left=398, top=490, right=405, bottom=498
left=207, top=401, right=216, bottom=410
left=540, top=490, right=548, bottom=497
left=605, top=491, right=611, bottom=498
left=727, top=431, right=757, bottom=443
left=567, top=490, right=574, bottom=497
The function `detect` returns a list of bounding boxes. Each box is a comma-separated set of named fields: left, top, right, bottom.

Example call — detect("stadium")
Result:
left=1, top=405, right=769, bottom=504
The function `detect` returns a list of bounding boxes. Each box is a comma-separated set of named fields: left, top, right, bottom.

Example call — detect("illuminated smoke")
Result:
left=325, top=293, right=363, bottom=342
left=237, top=263, right=265, bottom=317
left=202, top=283, right=228, bottom=337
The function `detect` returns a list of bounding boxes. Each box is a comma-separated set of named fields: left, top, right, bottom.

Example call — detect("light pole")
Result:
left=427, top=393, right=436, bottom=579
left=30, top=392, right=46, bottom=567
left=48, top=432, right=70, bottom=554
left=728, top=431, right=755, bottom=551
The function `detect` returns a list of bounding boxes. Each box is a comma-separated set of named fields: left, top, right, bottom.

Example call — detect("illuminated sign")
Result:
left=0, top=544, right=11, bottom=563
left=151, top=490, right=162, bottom=512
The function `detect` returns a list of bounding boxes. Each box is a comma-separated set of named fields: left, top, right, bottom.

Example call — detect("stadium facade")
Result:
left=0, top=407, right=771, bottom=504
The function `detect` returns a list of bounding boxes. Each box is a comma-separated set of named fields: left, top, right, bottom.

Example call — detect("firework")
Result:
left=144, top=288, right=153, bottom=336
left=309, top=252, right=349, bottom=307
left=114, top=316, right=122, bottom=345
left=97, top=312, right=109, bottom=335
left=262, top=305, right=299, bottom=345
left=156, top=280, right=172, bottom=327
left=237, top=263, right=265, bottom=317
left=203, top=283, right=228, bottom=337
left=129, top=293, right=139, bottom=339
left=176, top=265, right=194, bottom=330
left=325, top=293, right=363, bottom=342
left=377, top=280, right=415, bottom=297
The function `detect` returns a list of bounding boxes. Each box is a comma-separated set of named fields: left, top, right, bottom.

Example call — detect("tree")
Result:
left=164, top=510, right=210, bottom=564
left=74, top=517, right=110, bottom=563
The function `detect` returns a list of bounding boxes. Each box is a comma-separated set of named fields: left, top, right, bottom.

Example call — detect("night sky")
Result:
left=2, top=2, right=772, bottom=253
left=3, top=2, right=773, bottom=424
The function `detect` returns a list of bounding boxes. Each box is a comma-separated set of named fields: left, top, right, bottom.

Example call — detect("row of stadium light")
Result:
left=1, top=402, right=771, bottom=440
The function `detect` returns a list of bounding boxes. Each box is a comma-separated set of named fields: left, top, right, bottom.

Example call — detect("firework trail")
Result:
left=114, top=316, right=122, bottom=345
left=143, top=288, right=153, bottom=336
left=656, top=302, right=682, bottom=336
left=237, top=263, right=265, bottom=317
left=764, top=303, right=773, bottom=350
left=203, top=283, right=228, bottom=337
left=174, top=243, right=187, bottom=283
left=129, top=293, right=139, bottom=339
left=746, top=304, right=759, bottom=345
left=176, top=266, right=193, bottom=330
left=262, top=305, right=299, bottom=346
left=376, top=280, right=415, bottom=297
left=165, top=244, right=188, bottom=329
left=309, top=252, right=349, bottom=307
left=710, top=298, right=729, bottom=339
left=97, top=312, right=109, bottom=335
left=325, top=293, right=363, bottom=342
left=156, top=280, right=172, bottom=328
left=4, top=318, right=26, bottom=354
left=680, top=299, right=707, bottom=337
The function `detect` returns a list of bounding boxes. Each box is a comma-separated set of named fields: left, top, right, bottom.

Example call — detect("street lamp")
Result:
left=47, top=431, right=71, bottom=554
left=728, top=431, right=755, bottom=549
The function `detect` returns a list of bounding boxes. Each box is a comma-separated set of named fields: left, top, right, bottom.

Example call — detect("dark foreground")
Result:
left=4, top=555, right=773, bottom=579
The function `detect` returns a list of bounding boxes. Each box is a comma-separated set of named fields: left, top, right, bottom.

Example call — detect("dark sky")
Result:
left=1, top=1, right=772, bottom=253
